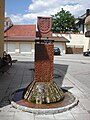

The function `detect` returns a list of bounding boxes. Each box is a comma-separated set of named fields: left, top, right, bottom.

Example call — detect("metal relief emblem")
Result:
left=38, top=17, right=52, bottom=34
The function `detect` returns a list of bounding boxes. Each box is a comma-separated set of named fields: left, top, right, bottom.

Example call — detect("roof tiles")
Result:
left=4, top=24, right=36, bottom=37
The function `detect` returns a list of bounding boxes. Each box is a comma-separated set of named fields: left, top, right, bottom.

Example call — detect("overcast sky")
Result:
left=5, top=0, right=90, bottom=25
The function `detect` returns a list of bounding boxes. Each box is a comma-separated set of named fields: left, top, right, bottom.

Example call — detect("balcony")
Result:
left=85, top=30, right=90, bottom=37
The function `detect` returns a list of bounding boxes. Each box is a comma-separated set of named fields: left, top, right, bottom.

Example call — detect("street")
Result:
left=0, top=54, right=90, bottom=119
left=54, top=54, right=90, bottom=90
left=12, top=54, right=90, bottom=90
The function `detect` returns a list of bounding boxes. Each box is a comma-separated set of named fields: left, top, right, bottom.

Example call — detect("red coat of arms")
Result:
left=37, top=17, right=52, bottom=34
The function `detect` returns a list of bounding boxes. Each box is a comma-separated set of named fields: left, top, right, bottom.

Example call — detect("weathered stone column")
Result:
left=0, top=0, right=4, bottom=57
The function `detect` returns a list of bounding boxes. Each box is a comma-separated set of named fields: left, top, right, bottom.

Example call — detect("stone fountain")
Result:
left=11, top=17, right=79, bottom=114
left=23, top=17, right=64, bottom=104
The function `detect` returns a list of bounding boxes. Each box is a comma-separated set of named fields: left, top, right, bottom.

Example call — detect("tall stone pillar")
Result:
left=34, top=43, right=54, bottom=82
left=0, top=0, right=4, bottom=57
left=24, top=17, right=64, bottom=104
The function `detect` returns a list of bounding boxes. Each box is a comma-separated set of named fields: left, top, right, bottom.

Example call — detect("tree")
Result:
left=51, top=8, right=78, bottom=33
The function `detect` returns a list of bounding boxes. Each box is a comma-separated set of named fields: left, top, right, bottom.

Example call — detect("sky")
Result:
left=5, top=0, right=90, bottom=25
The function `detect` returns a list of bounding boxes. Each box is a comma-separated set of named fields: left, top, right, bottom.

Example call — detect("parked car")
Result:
left=54, top=47, right=61, bottom=55
left=83, top=49, right=90, bottom=56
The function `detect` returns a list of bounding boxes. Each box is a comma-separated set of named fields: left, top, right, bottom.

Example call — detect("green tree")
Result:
left=51, top=8, right=78, bottom=33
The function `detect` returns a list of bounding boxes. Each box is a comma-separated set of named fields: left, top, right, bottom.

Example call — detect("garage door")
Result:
left=7, top=43, right=15, bottom=53
left=20, top=44, right=32, bottom=54
left=66, top=46, right=83, bottom=54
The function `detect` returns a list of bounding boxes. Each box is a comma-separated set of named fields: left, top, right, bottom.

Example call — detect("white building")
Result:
left=4, top=17, right=13, bottom=31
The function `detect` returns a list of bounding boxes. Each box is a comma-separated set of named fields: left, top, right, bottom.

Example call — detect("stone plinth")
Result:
left=34, top=43, right=54, bottom=82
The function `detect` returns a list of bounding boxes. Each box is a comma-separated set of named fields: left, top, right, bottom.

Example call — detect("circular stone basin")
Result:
left=10, top=88, right=79, bottom=114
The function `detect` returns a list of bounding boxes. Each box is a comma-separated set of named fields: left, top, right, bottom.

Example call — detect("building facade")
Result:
left=85, top=9, right=90, bottom=50
left=0, top=0, right=4, bottom=57
left=4, top=18, right=69, bottom=55
left=4, top=17, right=13, bottom=31
left=4, top=24, right=36, bottom=55
left=63, top=33, right=89, bottom=53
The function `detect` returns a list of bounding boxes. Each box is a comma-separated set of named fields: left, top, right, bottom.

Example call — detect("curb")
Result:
left=11, top=96, right=79, bottom=114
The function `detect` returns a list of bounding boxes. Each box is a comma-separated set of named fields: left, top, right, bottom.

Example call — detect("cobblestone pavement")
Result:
left=0, top=54, right=90, bottom=120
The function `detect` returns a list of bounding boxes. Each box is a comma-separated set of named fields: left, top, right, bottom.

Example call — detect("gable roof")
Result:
left=4, top=24, right=36, bottom=41
left=4, top=24, right=36, bottom=37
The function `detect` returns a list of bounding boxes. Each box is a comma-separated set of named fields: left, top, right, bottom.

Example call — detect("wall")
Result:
left=0, top=0, right=4, bottom=57
left=62, top=34, right=89, bottom=52
left=4, top=41, right=66, bottom=55
left=4, top=33, right=89, bottom=55
left=4, top=42, right=35, bottom=55
left=5, top=34, right=89, bottom=55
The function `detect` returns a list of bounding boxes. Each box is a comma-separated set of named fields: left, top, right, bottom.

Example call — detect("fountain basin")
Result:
left=10, top=87, right=79, bottom=114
